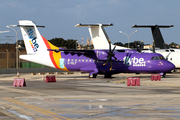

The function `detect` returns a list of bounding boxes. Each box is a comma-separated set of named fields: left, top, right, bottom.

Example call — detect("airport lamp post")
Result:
left=6, top=25, right=20, bottom=69
left=119, top=30, right=138, bottom=48
left=0, top=30, right=10, bottom=43
left=0, top=30, right=10, bottom=33
left=0, top=31, right=10, bottom=68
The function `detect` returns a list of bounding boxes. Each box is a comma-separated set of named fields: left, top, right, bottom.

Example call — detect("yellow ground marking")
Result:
left=3, top=98, right=71, bottom=120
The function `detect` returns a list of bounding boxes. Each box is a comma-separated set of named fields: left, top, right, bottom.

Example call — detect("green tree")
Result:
left=169, top=42, right=178, bottom=46
left=114, top=42, right=124, bottom=46
left=48, top=37, right=77, bottom=49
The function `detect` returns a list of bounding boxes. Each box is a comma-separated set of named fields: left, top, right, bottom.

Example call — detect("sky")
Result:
left=0, top=0, right=179, bottom=45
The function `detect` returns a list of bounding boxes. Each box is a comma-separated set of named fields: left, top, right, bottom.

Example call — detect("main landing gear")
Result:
left=88, top=74, right=97, bottom=78
left=162, top=72, right=166, bottom=78
left=92, top=74, right=97, bottom=78
left=104, top=74, right=112, bottom=78
left=88, top=74, right=112, bottom=78
left=160, top=72, right=166, bottom=78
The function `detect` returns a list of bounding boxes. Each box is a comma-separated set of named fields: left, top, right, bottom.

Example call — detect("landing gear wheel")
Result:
left=162, top=73, right=166, bottom=78
left=104, top=74, right=112, bottom=78
left=92, top=74, right=97, bottom=78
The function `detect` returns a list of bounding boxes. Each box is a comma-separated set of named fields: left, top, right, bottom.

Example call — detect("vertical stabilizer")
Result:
left=89, top=24, right=110, bottom=49
left=19, top=20, right=49, bottom=54
left=75, top=23, right=128, bottom=50
left=132, top=25, right=173, bottom=49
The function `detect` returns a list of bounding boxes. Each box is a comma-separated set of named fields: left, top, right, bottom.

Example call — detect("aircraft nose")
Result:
left=165, top=62, right=175, bottom=72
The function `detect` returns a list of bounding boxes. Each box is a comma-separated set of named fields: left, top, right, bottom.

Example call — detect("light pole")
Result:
left=6, top=49, right=9, bottom=69
left=0, top=30, right=10, bottom=43
left=6, top=25, right=20, bottom=69
left=119, top=30, right=138, bottom=48
left=0, top=30, right=10, bottom=33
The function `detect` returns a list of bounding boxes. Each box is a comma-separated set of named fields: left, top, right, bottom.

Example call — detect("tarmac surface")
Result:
left=0, top=72, right=180, bottom=120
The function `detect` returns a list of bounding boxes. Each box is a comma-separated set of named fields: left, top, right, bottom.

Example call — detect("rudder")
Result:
left=19, top=20, right=50, bottom=54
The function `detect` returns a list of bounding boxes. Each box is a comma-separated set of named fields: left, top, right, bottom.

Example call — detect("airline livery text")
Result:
left=27, top=28, right=39, bottom=52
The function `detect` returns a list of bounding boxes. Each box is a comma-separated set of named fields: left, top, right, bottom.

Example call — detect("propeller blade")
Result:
left=112, top=45, right=116, bottom=52
left=108, top=39, right=111, bottom=53
left=103, top=56, right=111, bottom=66
left=113, top=56, right=117, bottom=61
left=103, top=39, right=116, bottom=70
left=110, top=59, right=113, bottom=71
left=110, top=67, right=112, bottom=71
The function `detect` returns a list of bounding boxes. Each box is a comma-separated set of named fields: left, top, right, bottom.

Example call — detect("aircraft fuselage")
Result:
left=59, top=51, right=174, bottom=75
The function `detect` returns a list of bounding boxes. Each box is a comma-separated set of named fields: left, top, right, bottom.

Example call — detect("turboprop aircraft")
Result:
left=132, top=25, right=180, bottom=71
left=17, top=20, right=174, bottom=78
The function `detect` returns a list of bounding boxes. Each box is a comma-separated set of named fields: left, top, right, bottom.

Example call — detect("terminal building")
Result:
left=0, top=43, right=47, bottom=69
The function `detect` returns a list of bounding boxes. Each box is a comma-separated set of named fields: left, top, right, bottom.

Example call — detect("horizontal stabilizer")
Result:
left=17, top=25, right=45, bottom=28
left=132, top=24, right=173, bottom=49
left=75, top=23, right=113, bottom=27
left=132, top=25, right=174, bottom=28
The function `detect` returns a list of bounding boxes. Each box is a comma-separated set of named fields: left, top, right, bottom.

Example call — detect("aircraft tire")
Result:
left=92, top=74, right=97, bottom=78
left=162, top=73, right=166, bottom=78
left=104, top=74, right=112, bottom=78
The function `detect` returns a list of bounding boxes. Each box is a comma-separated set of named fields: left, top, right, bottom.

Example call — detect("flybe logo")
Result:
left=27, top=28, right=39, bottom=52
left=123, top=56, right=146, bottom=66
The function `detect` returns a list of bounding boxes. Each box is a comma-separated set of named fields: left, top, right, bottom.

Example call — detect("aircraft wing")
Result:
left=47, top=49, right=94, bottom=53
left=47, top=49, right=98, bottom=59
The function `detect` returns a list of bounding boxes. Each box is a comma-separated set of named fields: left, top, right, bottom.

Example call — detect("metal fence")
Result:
left=0, top=68, right=64, bottom=74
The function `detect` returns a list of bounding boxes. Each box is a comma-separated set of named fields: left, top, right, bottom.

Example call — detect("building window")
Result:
left=11, top=52, right=15, bottom=59
left=0, top=53, right=5, bottom=59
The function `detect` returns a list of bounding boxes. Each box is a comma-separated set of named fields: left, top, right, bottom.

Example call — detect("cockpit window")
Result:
left=155, top=56, right=160, bottom=60
left=151, top=56, right=155, bottom=60
left=159, top=56, right=165, bottom=60
left=151, top=56, right=165, bottom=60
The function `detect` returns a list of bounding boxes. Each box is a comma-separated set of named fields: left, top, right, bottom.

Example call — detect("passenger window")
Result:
left=155, top=56, right=160, bottom=60
left=78, top=59, right=81, bottom=62
left=82, top=59, right=84, bottom=62
left=89, top=59, right=92, bottom=62
left=86, top=59, right=88, bottom=62
left=151, top=56, right=155, bottom=60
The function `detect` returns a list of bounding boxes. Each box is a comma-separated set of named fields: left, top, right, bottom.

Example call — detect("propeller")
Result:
left=103, top=39, right=117, bottom=70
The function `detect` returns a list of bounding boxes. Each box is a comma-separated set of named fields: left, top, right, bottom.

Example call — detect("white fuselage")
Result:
left=156, top=49, right=180, bottom=68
